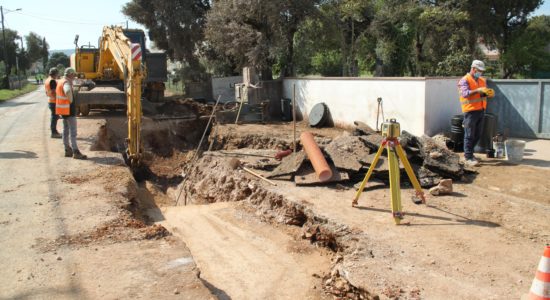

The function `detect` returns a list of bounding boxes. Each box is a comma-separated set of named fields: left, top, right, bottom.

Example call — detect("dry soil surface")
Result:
left=167, top=123, right=550, bottom=299
left=152, top=202, right=332, bottom=300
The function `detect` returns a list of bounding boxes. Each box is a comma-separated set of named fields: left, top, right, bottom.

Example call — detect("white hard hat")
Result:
left=471, top=60, right=486, bottom=71
left=64, top=67, right=76, bottom=76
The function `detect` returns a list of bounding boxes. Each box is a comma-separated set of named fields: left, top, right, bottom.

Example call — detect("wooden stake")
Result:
left=242, top=167, right=277, bottom=186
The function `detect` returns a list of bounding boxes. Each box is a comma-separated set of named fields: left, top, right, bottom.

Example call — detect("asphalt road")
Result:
left=0, top=88, right=214, bottom=299
left=0, top=87, right=84, bottom=298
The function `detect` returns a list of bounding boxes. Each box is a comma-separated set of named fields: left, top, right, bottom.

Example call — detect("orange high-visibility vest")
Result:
left=55, top=78, right=72, bottom=116
left=459, top=73, right=487, bottom=113
left=44, top=77, right=56, bottom=103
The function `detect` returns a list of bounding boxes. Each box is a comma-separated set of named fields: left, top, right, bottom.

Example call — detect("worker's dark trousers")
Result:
left=463, top=110, right=484, bottom=159
left=48, top=103, right=59, bottom=134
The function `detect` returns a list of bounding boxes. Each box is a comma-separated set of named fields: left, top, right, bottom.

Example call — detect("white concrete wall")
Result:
left=424, top=78, right=463, bottom=136
left=283, top=78, right=427, bottom=136
left=212, top=76, right=243, bottom=102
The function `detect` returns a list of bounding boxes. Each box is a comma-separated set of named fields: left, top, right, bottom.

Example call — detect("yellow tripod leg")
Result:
left=388, top=145, right=403, bottom=225
left=395, top=144, right=426, bottom=203
left=352, top=142, right=385, bottom=206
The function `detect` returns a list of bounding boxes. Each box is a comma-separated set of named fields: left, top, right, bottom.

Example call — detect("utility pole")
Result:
left=1, top=6, right=8, bottom=88
left=19, top=36, right=25, bottom=77
left=0, top=6, right=21, bottom=88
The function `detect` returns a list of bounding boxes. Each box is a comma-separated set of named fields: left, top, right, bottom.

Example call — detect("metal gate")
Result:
left=487, top=79, right=550, bottom=139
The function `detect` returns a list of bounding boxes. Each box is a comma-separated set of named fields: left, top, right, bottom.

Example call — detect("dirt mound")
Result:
left=36, top=211, right=170, bottom=252
left=155, top=98, right=212, bottom=117
left=178, top=156, right=255, bottom=204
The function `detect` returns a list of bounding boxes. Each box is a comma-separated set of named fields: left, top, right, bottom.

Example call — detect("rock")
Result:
left=418, top=135, right=463, bottom=179
left=428, top=179, right=453, bottom=196
left=400, top=130, right=421, bottom=153
left=359, top=134, right=384, bottom=152
left=353, top=121, right=376, bottom=136
left=429, top=151, right=442, bottom=159
left=430, top=133, right=450, bottom=148
left=56, top=256, right=62, bottom=261
left=429, top=186, right=440, bottom=196
left=267, top=151, right=306, bottom=179
left=173, top=288, right=180, bottom=295
left=324, top=135, right=371, bottom=172
left=438, top=178, right=453, bottom=193
left=415, top=165, right=442, bottom=188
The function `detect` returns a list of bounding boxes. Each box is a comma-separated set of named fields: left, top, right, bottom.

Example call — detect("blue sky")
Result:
left=1, top=0, right=550, bottom=51
left=0, top=0, right=145, bottom=50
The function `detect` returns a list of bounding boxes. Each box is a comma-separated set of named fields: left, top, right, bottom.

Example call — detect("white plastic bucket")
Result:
left=505, top=139, right=526, bottom=163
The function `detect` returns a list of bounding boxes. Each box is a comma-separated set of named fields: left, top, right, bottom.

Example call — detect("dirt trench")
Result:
left=90, top=112, right=371, bottom=299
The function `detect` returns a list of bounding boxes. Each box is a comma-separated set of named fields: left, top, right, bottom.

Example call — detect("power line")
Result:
left=12, top=11, right=125, bottom=26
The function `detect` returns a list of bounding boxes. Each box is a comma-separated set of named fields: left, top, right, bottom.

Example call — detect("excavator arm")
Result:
left=96, top=26, right=145, bottom=167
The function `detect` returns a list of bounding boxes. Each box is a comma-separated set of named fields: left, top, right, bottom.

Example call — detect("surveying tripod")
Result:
left=352, top=119, right=426, bottom=225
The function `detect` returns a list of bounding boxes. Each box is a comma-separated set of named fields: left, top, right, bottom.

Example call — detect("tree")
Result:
left=122, top=0, right=210, bottom=70
left=17, top=46, right=30, bottom=75
left=205, top=0, right=275, bottom=78
left=205, top=0, right=317, bottom=78
left=0, top=29, right=20, bottom=72
left=25, top=33, right=41, bottom=63
left=502, top=15, right=550, bottom=78
left=474, top=0, right=543, bottom=78
left=22, top=32, right=49, bottom=72
left=42, top=38, right=49, bottom=71
left=298, top=0, right=375, bottom=76
left=45, top=52, right=70, bottom=71
left=414, top=1, right=476, bottom=76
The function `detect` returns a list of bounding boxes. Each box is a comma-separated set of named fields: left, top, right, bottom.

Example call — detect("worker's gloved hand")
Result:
left=479, top=87, right=495, bottom=98
left=484, top=88, right=495, bottom=98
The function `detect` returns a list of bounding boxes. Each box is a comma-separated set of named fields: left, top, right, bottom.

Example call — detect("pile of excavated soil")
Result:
left=37, top=212, right=170, bottom=252
left=210, top=123, right=343, bottom=151
left=154, top=97, right=213, bottom=117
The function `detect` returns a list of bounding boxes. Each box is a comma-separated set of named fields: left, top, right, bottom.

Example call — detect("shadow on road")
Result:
left=0, top=150, right=38, bottom=159
left=87, top=156, right=125, bottom=166
left=354, top=204, right=500, bottom=227
left=0, top=101, right=38, bottom=108
left=199, top=277, right=232, bottom=300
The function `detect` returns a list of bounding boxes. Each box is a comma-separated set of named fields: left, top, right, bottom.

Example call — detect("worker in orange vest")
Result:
left=45, top=68, right=61, bottom=138
left=55, top=68, right=87, bottom=160
left=457, top=59, right=492, bottom=167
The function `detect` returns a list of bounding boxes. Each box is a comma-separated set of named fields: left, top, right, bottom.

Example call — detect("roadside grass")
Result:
left=0, top=84, right=39, bottom=101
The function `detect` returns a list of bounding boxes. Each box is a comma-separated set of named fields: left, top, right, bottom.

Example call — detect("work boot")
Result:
left=64, top=147, right=73, bottom=157
left=464, top=158, right=479, bottom=167
left=73, top=150, right=87, bottom=160
left=51, top=132, right=62, bottom=139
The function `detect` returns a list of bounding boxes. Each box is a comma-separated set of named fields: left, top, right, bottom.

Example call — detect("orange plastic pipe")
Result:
left=300, top=132, right=333, bottom=182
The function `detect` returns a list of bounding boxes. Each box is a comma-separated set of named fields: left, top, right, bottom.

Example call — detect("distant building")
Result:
left=478, top=41, right=500, bottom=61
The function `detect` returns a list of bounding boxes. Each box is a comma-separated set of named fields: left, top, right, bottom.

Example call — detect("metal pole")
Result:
left=292, top=83, right=297, bottom=151
left=15, top=55, right=18, bottom=89
left=19, top=36, right=24, bottom=77
left=1, top=6, right=8, bottom=87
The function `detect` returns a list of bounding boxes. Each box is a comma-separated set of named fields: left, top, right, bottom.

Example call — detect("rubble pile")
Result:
left=268, top=123, right=465, bottom=188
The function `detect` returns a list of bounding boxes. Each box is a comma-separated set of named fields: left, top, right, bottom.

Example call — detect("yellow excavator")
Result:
left=71, top=26, right=166, bottom=167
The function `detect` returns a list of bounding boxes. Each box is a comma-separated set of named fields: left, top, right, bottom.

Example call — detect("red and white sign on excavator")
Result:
left=131, top=43, right=142, bottom=61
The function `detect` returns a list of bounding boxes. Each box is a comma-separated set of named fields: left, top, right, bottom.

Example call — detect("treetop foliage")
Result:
left=122, top=0, right=547, bottom=79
